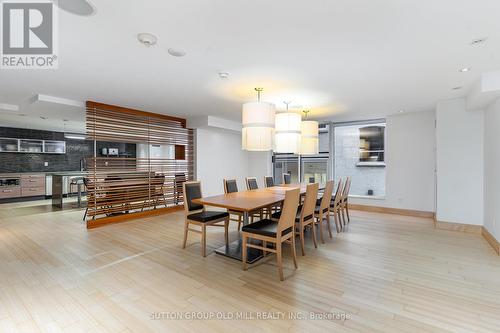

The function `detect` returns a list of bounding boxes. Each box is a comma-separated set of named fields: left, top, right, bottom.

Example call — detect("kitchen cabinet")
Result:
left=0, top=137, right=66, bottom=154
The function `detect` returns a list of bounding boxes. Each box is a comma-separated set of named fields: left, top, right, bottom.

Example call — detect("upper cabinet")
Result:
left=0, top=138, right=66, bottom=154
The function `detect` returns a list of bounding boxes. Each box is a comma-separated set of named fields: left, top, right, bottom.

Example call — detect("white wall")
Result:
left=435, top=98, right=484, bottom=225
left=248, top=151, right=273, bottom=188
left=195, top=128, right=249, bottom=196
left=484, top=98, right=500, bottom=239
left=350, top=110, right=436, bottom=212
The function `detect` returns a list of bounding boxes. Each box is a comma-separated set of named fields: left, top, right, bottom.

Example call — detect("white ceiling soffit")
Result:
left=187, top=116, right=242, bottom=133
left=0, top=103, right=19, bottom=112
left=30, top=94, right=85, bottom=108
left=466, top=71, right=500, bottom=111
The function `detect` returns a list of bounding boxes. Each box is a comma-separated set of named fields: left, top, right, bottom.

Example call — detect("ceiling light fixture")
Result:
left=218, top=72, right=230, bottom=79
left=168, top=48, right=186, bottom=57
left=0, top=103, right=19, bottom=112
left=459, top=67, right=470, bottom=72
left=137, top=33, right=157, bottom=47
left=300, top=110, right=319, bottom=155
left=274, top=101, right=302, bottom=154
left=57, top=0, right=96, bottom=16
left=241, top=88, right=275, bottom=151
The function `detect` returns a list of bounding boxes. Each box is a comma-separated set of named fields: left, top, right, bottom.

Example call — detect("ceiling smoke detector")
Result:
left=57, top=0, right=96, bottom=16
left=168, top=48, right=186, bottom=57
left=471, top=37, right=487, bottom=46
left=459, top=67, right=470, bottom=72
left=137, top=33, right=158, bottom=47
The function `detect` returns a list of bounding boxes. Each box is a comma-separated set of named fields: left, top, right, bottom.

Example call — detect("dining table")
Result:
left=192, top=184, right=317, bottom=263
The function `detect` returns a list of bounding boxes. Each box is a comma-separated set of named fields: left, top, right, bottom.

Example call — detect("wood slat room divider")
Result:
left=85, top=101, right=194, bottom=228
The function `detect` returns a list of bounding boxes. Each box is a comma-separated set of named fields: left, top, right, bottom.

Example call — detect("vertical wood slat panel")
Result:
left=85, top=102, right=193, bottom=227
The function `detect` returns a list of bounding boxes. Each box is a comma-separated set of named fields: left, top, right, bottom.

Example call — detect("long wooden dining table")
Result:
left=192, top=184, right=313, bottom=263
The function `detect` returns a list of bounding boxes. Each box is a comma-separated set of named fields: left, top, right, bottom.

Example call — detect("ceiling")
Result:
left=1, top=0, right=500, bottom=133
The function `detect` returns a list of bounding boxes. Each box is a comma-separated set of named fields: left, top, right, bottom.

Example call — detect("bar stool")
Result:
left=69, top=176, right=84, bottom=208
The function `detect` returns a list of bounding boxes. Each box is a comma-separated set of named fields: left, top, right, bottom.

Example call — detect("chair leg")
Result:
left=318, top=215, right=325, bottom=244
left=299, top=226, right=306, bottom=256
left=224, top=219, right=229, bottom=246
left=345, top=202, right=350, bottom=222
left=201, top=225, right=207, bottom=257
left=238, top=215, right=242, bottom=231
left=291, top=236, right=298, bottom=269
left=341, top=206, right=347, bottom=226
left=182, top=221, right=189, bottom=249
left=276, top=242, right=284, bottom=281
left=311, top=221, right=318, bottom=249
left=242, top=235, right=248, bottom=270
left=326, top=213, right=333, bottom=238
left=332, top=210, right=340, bottom=233
left=337, top=210, right=344, bottom=231
left=83, top=207, right=88, bottom=221
left=263, top=240, right=267, bottom=257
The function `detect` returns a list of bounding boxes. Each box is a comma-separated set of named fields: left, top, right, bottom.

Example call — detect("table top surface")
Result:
left=193, top=184, right=316, bottom=212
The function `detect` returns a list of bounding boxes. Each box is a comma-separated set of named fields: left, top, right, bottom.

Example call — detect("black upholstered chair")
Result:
left=246, top=177, right=259, bottom=190
left=242, top=188, right=300, bottom=281
left=264, top=176, right=274, bottom=188
left=223, top=179, right=243, bottom=231
left=182, top=181, right=229, bottom=257
left=282, top=173, right=291, bottom=184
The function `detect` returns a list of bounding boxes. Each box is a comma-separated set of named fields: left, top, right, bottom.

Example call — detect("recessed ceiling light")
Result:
left=452, top=86, right=462, bottom=90
left=398, top=110, right=405, bottom=113
left=459, top=67, right=470, bottom=72
left=471, top=37, right=487, bottom=45
left=57, top=0, right=96, bottom=16
left=218, top=72, right=230, bottom=79
left=137, top=33, right=157, bottom=47
left=168, top=48, right=186, bottom=57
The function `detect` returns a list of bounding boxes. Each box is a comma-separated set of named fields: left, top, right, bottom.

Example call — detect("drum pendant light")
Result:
left=274, top=101, right=302, bottom=153
left=242, top=88, right=276, bottom=151
left=300, top=110, right=319, bottom=155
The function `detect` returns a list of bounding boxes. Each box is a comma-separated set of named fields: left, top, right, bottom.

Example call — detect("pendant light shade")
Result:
left=242, top=88, right=276, bottom=151
left=274, top=102, right=301, bottom=153
left=300, top=111, right=319, bottom=155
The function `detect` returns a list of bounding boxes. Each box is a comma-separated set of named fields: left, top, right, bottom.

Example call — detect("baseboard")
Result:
left=349, top=204, right=435, bottom=218
left=86, top=205, right=184, bottom=229
left=482, top=227, right=500, bottom=255
left=434, top=220, right=482, bottom=234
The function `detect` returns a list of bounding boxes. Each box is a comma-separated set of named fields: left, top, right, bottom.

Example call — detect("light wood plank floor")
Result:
left=1, top=199, right=500, bottom=333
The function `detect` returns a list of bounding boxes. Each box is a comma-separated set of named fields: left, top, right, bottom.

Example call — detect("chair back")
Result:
left=264, top=176, right=274, bottom=188
left=333, top=178, right=344, bottom=206
left=246, top=177, right=258, bottom=190
left=223, top=179, right=238, bottom=194
left=283, top=173, right=291, bottom=184
left=319, top=180, right=334, bottom=213
left=301, top=183, right=319, bottom=222
left=342, top=177, right=351, bottom=201
left=182, top=181, right=204, bottom=214
left=277, top=188, right=300, bottom=235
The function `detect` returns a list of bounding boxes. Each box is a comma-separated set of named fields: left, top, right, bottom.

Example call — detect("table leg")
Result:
left=214, top=210, right=264, bottom=263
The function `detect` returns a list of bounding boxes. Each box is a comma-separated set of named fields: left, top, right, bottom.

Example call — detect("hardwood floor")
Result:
left=1, top=200, right=500, bottom=333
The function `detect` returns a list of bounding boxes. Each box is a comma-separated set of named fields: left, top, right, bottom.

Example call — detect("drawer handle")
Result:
left=3, top=190, right=12, bottom=192
left=29, top=180, right=37, bottom=182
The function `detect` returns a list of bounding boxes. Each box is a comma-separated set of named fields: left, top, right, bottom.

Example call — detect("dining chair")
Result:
left=282, top=173, right=292, bottom=184
left=223, top=179, right=243, bottom=230
left=264, top=176, right=274, bottom=188
left=340, top=177, right=351, bottom=224
left=314, top=180, right=335, bottom=243
left=182, top=181, right=229, bottom=257
left=141, top=174, right=167, bottom=211
left=241, top=188, right=300, bottom=281
left=246, top=177, right=269, bottom=220
left=174, top=173, right=187, bottom=205
left=296, top=183, right=319, bottom=255
left=246, top=177, right=259, bottom=190
left=330, top=178, right=344, bottom=233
